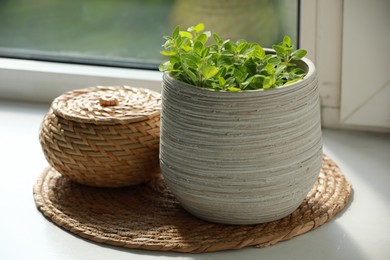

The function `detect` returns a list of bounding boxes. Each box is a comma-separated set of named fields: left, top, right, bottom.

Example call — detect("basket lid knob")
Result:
left=99, top=95, right=118, bottom=107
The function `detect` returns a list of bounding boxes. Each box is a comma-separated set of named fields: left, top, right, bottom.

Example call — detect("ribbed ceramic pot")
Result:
left=160, top=57, right=322, bottom=225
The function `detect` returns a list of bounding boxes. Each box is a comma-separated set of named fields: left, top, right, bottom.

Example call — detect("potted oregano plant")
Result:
left=159, top=24, right=322, bottom=225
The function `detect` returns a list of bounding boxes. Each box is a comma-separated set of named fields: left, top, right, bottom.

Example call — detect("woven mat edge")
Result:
left=33, top=158, right=353, bottom=253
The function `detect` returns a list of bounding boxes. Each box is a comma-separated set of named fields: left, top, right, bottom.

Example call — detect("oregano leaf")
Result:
left=272, top=45, right=286, bottom=58
left=193, top=41, right=204, bottom=54
left=227, top=87, right=241, bottom=92
left=263, top=76, right=276, bottom=89
left=196, top=33, right=208, bottom=44
left=291, top=49, right=307, bottom=60
left=252, top=45, right=265, bottom=59
left=267, top=56, right=281, bottom=66
left=172, top=26, right=179, bottom=39
left=180, top=38, right=192, bottom=52
left=218, top=76, right=226, bottom=86
left=284, top=78, right=302, bottom=85
left=181, top=53, right=200, bottom=68
left=179, top=31, right=193, bottom=39
left=182, top=67, right=198, bottom=84
left=237, top=41, right=249, bottom=54
left=265, top=63, right=275, bottom=75
left=201, top=47, right=210, bottom=58
left=193, top=23, right=205, bottom=33
left=159, top=61, right=171, bottom=72
left=213, top=33, right=223, bottom=45
left=290, top=68, right=306, bottom=76
left=202, top=65, right=218, bottom=80
left=283, top=36, right=292, bottom=47
left=160, top=50, right=177, bottom=57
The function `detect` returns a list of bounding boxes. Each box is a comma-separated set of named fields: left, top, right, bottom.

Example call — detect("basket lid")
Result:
left=51, top=86, right=161, bottom=125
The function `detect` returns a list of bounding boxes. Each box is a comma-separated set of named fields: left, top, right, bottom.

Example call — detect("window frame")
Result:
left=0, top=57, right=162, bottom=102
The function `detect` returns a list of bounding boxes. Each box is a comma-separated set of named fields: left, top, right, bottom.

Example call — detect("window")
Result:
left=0, top=0, right=299, bottom=68
left=0, top=0, right=299, bottom=102
left=0, top=0, right=175, bottom=69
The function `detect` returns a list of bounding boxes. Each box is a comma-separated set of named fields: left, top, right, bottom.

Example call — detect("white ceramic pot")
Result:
left=160, top=57, right=322, bottom=224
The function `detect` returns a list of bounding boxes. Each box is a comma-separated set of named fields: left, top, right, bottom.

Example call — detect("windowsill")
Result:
left=1, top=100, right=389, bottom=259
left=0, top=57, right=163, bottom=103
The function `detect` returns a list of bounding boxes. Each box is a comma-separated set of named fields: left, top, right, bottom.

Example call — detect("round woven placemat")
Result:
left=33, top=154, right=352, bottom=253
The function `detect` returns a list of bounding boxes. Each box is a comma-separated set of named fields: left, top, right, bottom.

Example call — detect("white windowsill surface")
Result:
left=1, top=100, right=389, bottom=260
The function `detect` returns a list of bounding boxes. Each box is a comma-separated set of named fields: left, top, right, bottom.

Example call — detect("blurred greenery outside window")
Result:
left=0, top=0, right=299, bottom=70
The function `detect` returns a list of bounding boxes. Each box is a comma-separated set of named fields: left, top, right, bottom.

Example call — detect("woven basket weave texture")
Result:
left=34, top=154, right=352, bottom=253
left=39, top=86, right=161, bottom=187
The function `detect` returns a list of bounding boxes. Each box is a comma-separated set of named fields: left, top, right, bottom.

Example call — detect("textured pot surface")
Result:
left=160, top=58, right=322, bottom=224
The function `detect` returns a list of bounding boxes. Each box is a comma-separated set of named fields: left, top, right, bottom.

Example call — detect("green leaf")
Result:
left=290, top=68, right=306, bottom=76
left=218, top=55, right=233, bottom=66
left=179, top=31, right=193, bottom=39
left=215, top=67, right=226, bottom=78
left=281, top=61, right=295, bottom=67
left=218, top=76, right=226, bottom=86
left=172, top=26, right=179, bottom=39
left=224, top=77, right=237, bottom=89
left=175, top=36, right=183, bottom=48
left=202, top=65, right=218, bottom=80
left=265, top=64, right=275, bottom=75
left=211, top=82, right=223, bottom=90
left=233, top=69, right=249, bottom=83
left=160, top=50, right=177, bottom=56
left=196, top=33, right=208, bottom=44
left=283, top=36, right=292, bottom=47
left=213, top=33, right=223, bottom=45
left=183, top=67, right=198, bottom=84
left=252, top=45, right=265, bottom=59
left=284, top=78, right=302, bottom=86
left=237, top=41, right=249, bottom=54
left=188, top=23, right=205, bottom=35
left=224, top=41, right=233, bottom=51
left=201, top=46, right=210, bottom=58
left=272, top=45, right=286, bottom=58
left=181, top=53, right=200, bottom=68
left=275, top=64, right=287, bottom=75
left=242, top=75, right=260, bottom=88
left=208, top=44, right=219, bottom=54
left=243, top=46, right=257, bottom=57
left=263, top=76, right=276, bottom=89
left=194, top=41, right=204, bottom=54
left=162, top=38, right=174, bottom=48
left=172, top=61, right=181, bottom=70
left=267, top=56, right=281, bottom=66
left=169, top=56, right=179, bottom=64
left=159, top=61, right=172, bottom=72
left=227, top=87, right=241, bottom=92
left=291, top=49, right=307, bottom=60
left=180, top=38, right=192, bottom=52
left=243, top=58, right=257, bottom=75
left=194, top=23, right=205, bottom=33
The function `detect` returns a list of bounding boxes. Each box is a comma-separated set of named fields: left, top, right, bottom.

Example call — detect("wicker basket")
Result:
left=39, top=86, right=161, bottom=187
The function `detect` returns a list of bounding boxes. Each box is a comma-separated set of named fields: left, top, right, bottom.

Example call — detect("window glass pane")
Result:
left=0, top=0, right=298, bottom=69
